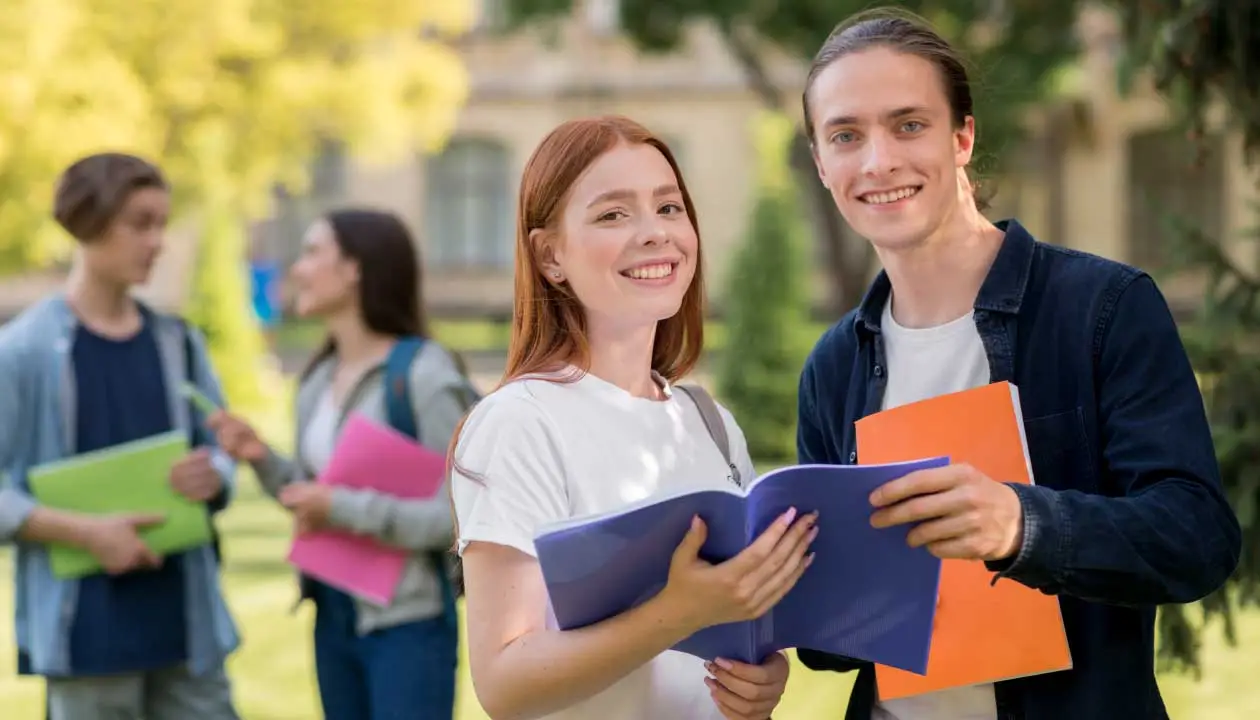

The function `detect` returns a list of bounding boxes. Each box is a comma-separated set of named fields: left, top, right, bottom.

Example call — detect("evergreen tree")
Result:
left=1113, top=0, right=1260, bottom=675
left=716, top=112, right=811, bottom=463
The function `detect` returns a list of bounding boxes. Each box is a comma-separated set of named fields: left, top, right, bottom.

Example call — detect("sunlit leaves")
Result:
left=0, top=0, right=473, bottom=273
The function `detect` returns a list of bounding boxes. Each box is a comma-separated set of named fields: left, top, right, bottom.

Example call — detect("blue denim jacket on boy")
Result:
left=796, top=219, right=1242, bottom=719
left=0, top=294, right=240, bottom=677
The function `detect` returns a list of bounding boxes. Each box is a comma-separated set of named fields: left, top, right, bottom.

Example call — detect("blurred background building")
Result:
left=0, top=2, right=1250, bottom=321
left=243, top=2, right=1254, bottom=321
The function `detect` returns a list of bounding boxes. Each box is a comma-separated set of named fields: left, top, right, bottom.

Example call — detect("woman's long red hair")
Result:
left=506, top=115, right=706, bottom=384
left=445, top=115, right=707, bottom=503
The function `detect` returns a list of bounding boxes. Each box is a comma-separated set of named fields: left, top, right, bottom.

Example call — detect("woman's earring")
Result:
left=551, top=272, right=562, bottom=280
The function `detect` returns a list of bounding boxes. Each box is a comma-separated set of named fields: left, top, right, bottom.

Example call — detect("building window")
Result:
left=1127, top=127, right=1225, bottom=271
left=265, top=139, right=347, bottom=267
left=424, top=137, right=513, bottom=270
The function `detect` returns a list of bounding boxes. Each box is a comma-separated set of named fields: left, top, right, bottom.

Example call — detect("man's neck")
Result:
left=879, top=210, right=1005, bottom=329
left=585, top=318, right=661, bottom=400
left=65, top=263, right=140, bottom=337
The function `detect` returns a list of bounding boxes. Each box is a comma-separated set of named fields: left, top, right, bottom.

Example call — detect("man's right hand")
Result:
left=81, top=514, right=164, bottom=575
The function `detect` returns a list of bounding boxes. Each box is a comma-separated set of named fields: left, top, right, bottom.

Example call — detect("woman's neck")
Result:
left=584, top=319, right=662, bottom=400
left=325, top=310, right=393, bottom=368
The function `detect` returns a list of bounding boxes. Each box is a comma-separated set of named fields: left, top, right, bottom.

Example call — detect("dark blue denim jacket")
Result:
left=794, top=219, right=1241, bottom=720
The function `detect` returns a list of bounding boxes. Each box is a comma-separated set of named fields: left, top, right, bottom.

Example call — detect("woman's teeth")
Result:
left=623, top=263, right=674, bottom=279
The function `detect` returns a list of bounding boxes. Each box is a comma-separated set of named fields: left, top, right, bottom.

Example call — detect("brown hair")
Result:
left=299, top=209, right=432, bottom=380
left=53, top=152, right=169, bottom=242
left=801, top=7, right=989, bottom=209
left=444, top=115, right=706, bottom=514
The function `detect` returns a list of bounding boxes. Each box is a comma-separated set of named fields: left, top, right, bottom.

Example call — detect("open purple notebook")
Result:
left=533, top=459, right=947, bottom=674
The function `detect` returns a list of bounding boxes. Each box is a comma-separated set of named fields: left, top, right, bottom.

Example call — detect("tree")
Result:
left=503, top=0, right=1082, bottom=313
left=1112, top=0, right=1260, bottom=675
left=0, top=0, right=472, bottom=412
left=716, top=111, right=812, bottom=462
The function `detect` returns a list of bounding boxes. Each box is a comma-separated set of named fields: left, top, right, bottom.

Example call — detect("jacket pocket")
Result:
left=1023, top=407, right=1096, bottom=492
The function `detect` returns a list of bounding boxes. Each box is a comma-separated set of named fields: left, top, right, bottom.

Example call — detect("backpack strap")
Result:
left=675, top=383, right=742, bottom=488
left=384, top=336, right=426, bottom=441
left=381, top=335, right=463, bottom=621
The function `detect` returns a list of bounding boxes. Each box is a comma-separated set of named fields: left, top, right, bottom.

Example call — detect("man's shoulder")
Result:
left=1032, top=241, right=1148, bottom=304
left=0, top=295, right=70, bottom=360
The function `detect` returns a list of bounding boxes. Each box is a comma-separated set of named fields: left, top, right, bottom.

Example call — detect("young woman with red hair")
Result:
left=450, top=116, right=818, bottom=720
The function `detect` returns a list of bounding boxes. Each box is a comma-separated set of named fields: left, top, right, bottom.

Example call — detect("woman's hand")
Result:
left=657, top=507, right=818, bottom=635
left=279, top=483, right=334, bottom=533
left=705, top=652, right=791, bottom=720
left=206, top=410, right=268, bottom=463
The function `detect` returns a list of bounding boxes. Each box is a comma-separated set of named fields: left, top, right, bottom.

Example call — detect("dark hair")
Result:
left=802, top=8, right=989, bottom=209
left=302, top=209, right=431, bottom=377
left=53, top=153, right=169, bottom=242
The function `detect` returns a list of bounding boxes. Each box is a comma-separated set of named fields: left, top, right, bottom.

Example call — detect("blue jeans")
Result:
left=312, top=583, right=457, bottom=720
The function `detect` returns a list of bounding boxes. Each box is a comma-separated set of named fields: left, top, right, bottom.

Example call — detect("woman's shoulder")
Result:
left=459, top=377, right=561, bottom=435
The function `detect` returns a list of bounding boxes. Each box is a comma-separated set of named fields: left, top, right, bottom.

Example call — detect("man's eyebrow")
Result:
left=821, top=106, right=929, bottom=129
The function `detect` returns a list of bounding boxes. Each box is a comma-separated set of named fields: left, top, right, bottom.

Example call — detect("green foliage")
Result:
left=0, top=0, right=473, bottom=411
left=184, top=204, right=273, bottom=413
left=1113, top=0, right=1260, bottom=675
left=1114, top=1, right=1260, bottom=164
left=716, top=112, right=811, bottom=462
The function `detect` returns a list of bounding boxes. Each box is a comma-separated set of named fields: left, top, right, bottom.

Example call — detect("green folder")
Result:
left=27, top=430, right=213, bottom=579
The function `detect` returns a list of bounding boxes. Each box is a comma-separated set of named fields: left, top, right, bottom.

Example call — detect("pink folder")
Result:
left=286, top=413, right=447, bottom=606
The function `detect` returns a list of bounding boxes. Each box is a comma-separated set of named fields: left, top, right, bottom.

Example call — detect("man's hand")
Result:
left=170, top=449, right=222, bottom=502
left=869, top=463, right=1023, bottom=561
left=82, top=514, right=165, bottom=575
left=279, top=483, right=334, bottom=534
left=705, top=651, right=790, bottom=720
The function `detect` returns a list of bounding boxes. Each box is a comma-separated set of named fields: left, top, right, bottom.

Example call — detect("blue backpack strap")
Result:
left=384, top=336, right=426, bottom=440
left=382, top=336, right=459, bottom=629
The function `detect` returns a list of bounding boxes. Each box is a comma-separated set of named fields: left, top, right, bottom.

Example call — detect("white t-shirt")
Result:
left=451, top=367, right=758, bottom=720
left=872, top=298, right=999, bottom=720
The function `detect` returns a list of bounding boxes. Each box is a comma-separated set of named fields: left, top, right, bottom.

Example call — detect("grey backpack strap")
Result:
left=675, top=384, right=742, bottom=487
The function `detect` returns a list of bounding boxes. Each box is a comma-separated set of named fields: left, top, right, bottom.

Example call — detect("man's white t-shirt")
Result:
left=451, top=367, right=758, bottom=720
left=871, top=297, right=999, bottom=720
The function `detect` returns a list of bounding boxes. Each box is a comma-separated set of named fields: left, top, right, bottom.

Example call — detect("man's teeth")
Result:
left=863, top=186, right=919, bottom=205
left=625, top=263, right=674, bottom=280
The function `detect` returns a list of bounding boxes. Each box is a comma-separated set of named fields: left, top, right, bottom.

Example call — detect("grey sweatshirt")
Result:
left=252, top=340, right=475, bottom=634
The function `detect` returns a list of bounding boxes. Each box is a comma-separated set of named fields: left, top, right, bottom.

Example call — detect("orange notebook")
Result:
left=854, top=381, right=1072, bottom=701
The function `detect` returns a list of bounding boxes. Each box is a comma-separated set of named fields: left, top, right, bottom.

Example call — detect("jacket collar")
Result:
left=853, top=218, right=1036, bottom=338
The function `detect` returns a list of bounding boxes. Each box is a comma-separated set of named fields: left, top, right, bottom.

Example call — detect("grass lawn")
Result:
left=1, top=483, right=1256, bottom=718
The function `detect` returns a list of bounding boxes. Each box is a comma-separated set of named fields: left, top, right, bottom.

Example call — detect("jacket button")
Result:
left=873, top=364, right=884, bottom=377
left=849, top=451, right=857, bottom=463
